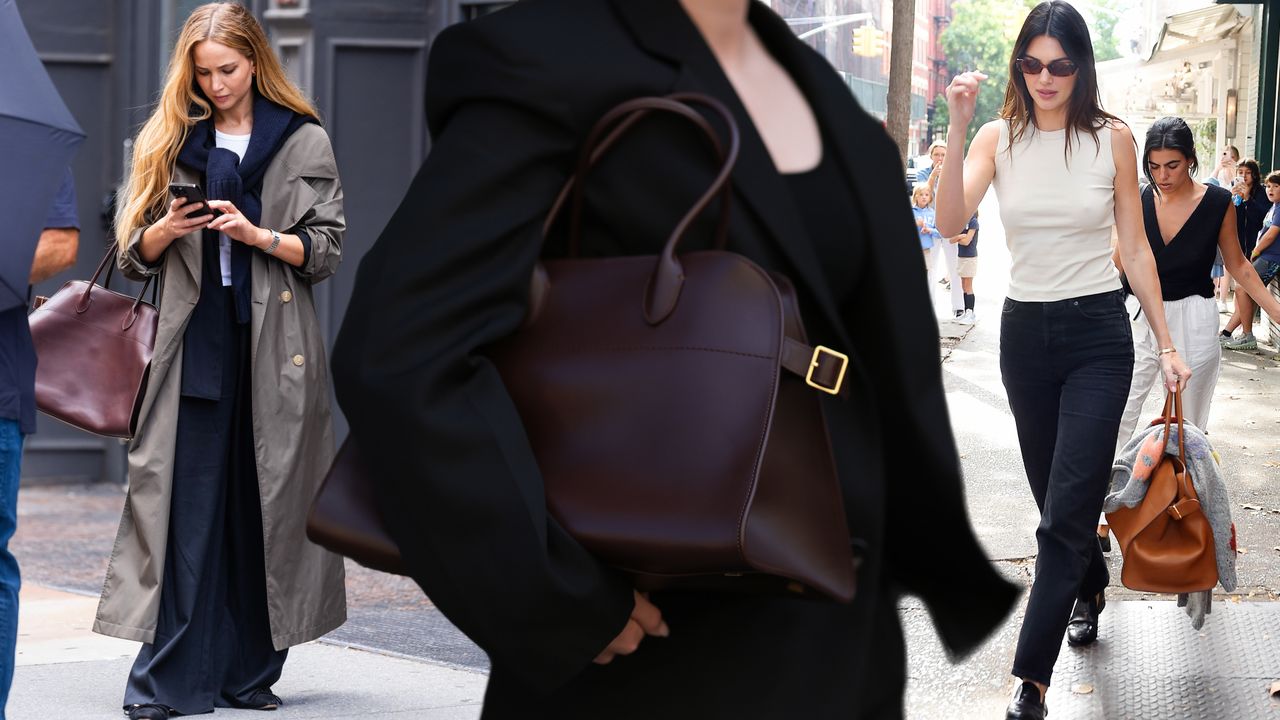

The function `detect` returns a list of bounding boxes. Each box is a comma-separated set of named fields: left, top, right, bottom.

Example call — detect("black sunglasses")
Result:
left=1015, top=56, right=1078, bottom=77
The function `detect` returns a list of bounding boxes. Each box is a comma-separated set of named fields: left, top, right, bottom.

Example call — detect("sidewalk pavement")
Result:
left=10, top=585, right=487, bottom=719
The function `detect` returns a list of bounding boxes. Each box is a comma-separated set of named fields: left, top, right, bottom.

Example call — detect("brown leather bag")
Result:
left=308, top=94, right=858, bottom=602
left=1106, top=390, right=1218, bottom=594
left=27, top=248, right=158, bottom=439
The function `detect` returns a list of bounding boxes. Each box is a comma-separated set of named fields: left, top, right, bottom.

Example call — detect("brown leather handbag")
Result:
left=308, top=94, right=858, bottom=602
left=27, top=247, right=158, bottom=438
left=1106, top=390, right=1218, bottom=594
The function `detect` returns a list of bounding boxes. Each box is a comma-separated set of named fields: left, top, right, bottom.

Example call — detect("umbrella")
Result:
left=0, top=0, right=85, bottom=311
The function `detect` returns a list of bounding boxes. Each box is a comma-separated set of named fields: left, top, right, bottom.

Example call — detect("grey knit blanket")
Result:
left=1104, top=420, right=1237, bottom=629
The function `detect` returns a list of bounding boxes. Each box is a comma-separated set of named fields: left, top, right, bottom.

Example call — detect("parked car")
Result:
left=905, top=154, right=932, bottom=194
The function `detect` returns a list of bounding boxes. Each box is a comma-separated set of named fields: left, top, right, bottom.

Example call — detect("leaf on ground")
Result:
left=1263, top=461, right=1280, bottom=468
left=1242, top=504, right=1264, bottom=510
left=1238, top=547, right=1249, bottom=554
left=1071, top=683, right=1094, bottom=695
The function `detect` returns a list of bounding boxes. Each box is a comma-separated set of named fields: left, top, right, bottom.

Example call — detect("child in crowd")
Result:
left=953, top=210, right=979, bottom=323
left=1222, top=171, right=1280, bottom=349
left=913, top=183, right=943, bottom=273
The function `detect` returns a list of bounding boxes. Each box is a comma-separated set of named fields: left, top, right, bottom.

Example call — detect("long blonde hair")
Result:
left=115, top=2, right=318, bottom=249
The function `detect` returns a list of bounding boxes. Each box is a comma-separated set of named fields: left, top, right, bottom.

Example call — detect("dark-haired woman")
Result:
left=935, top=3, right=1191, bottom=718
left=1114, top=118, right=1280, bottom=451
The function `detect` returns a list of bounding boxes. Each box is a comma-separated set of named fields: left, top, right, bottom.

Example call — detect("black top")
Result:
left=1236, top=184, right=1270, bottom=256
left=782, top=144, right=866, bottom=307
left=1123, top=184, right=1230, bottom=300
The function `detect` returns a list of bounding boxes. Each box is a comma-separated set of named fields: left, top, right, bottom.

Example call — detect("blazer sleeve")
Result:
left=287, top=126, right=344, bottom=283
left=330, top=22, right=633, bottom=693
left=842, top=124, right=1020, bottom=659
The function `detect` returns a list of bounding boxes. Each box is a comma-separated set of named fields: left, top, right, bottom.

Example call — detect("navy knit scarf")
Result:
left=176, top=91, right=314, bottom=400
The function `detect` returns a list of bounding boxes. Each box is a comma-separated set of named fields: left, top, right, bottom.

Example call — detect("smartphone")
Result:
left=168, top=182, right=222, bottom=218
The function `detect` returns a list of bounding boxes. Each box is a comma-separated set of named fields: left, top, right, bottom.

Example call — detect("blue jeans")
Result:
left=1000, top=291, right=1134, bottom=686
left=0, top=419, right=23, bottom=719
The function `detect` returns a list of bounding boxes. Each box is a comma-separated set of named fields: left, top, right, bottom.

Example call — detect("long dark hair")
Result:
left=1142, top=117, right=1198, bottom=192
left=1000, top=1, right=1121, bottom=159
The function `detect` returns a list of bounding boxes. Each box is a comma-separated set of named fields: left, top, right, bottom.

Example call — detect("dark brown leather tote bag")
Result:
left=27, top=247, right=158, bottom=439
left=309, top=94, right=858, bottom=602
left=1106, top=390, right=1218, bottom=594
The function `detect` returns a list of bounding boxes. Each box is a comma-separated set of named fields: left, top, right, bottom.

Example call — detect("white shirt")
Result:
left=991, top=121, right=1122, bottom=302
left=214, top=129, right=251, bottom=287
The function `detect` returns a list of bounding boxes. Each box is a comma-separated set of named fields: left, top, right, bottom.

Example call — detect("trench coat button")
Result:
left=280, top=290, right=293, bottom=303
left=292, top=354, right=305, bottom=367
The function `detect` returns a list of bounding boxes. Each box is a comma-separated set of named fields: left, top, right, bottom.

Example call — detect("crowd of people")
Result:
left=1, top=1, right=1278, bottom=720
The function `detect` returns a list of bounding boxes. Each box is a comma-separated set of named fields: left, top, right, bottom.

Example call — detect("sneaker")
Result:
left=1224, top=333, right=1257, bottom=351
left=1219, top=330, right=1234, bottom=346
left=1217, top=301, right=1230, bottom=314
left=954, top=309, right=964, bottom=319
left=959, top=309, right=976, bottom=324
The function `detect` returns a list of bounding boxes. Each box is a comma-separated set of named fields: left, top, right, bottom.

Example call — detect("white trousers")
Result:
left=923, top=238, right=963, bottom=313
left=1114, top=294, right=1222, bottom=457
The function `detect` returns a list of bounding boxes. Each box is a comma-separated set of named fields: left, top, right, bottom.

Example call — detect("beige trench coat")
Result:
left=94, top=123, right=347, bottom=650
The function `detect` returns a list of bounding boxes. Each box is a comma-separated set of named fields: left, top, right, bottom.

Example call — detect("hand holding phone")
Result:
left=168, top=182, right=223, bottom=218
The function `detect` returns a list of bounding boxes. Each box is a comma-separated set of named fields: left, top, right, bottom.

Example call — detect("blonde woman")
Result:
left=98, top=4, right=346, bottom=718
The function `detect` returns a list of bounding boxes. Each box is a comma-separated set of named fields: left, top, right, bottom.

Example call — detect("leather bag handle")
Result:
left=539, top=93, right=741, bottom=325
left=77, top=246, right=157, bottom=331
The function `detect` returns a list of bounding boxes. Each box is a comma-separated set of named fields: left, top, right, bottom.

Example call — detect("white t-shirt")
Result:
left=214, top=129, right=251, bottom=287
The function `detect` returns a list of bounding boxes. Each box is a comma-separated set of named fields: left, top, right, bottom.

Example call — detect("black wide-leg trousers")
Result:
left=124, top=297, right=286, bottom=715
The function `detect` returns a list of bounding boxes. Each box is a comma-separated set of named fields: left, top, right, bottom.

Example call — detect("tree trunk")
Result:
left=886, top=0, right=916, bottom=161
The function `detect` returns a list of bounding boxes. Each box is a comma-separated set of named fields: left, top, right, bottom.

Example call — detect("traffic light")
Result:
left=852, top=24, right=885, bottom=58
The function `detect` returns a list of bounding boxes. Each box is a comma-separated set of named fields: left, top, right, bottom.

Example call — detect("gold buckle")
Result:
left=805, top=345, right=849, bottom=395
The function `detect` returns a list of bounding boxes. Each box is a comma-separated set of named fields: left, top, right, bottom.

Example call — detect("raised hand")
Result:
left=945, top=71, right=988, bottom=131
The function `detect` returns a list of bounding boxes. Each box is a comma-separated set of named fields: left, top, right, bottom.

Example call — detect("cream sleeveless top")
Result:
left=991, top=121, right=1122, bottom=302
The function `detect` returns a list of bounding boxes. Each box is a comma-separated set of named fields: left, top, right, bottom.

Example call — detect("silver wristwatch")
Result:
left=264, top=228, right=281, bottom=255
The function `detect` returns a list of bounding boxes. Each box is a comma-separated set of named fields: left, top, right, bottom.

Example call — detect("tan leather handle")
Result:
left=539, top=94, right=740, bottom=326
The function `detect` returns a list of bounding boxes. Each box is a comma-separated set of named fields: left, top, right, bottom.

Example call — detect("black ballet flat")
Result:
left=1066, top=590, right=1106, bottom=647
left=124, top=704, right=170, bottom=720
left=1005, top=681, right=1047, bottom=720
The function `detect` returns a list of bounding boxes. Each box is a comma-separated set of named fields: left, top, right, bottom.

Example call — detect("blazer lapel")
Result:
left=611, top=0, right=852, bottom=351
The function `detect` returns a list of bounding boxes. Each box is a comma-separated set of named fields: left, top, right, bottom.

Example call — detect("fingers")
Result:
left=630, top=591, right=669, bottom=638
left=592, top=618, right=645, bottom=665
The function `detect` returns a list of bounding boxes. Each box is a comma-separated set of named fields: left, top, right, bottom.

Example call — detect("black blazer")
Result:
left=333, top=1, right=1018, bottom=716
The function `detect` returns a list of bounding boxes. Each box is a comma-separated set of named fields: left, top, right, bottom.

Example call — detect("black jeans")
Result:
left=999, top=290, right=1133, bottom=686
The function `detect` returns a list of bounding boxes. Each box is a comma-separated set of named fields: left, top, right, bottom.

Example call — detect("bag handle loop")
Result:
left=76, top=246, right=158, bottom=330
left=539, top=94, right=740, bottom=325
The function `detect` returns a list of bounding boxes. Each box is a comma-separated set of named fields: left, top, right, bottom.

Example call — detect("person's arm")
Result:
left=331, top=22, right=639, bottom=693
left=1222, top=205, right=1280, bottom=322
left=1111, top=124, right=1190, bottom=391
left=1253, top=223, right=1279, bottom=259
left=28, top=228, right=79, bottom=284
left=954, top=226, right=976, bottom=245
left=936, top=71, right=996, bottom=236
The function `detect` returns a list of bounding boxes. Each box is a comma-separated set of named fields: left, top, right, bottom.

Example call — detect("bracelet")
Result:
left=1158, top=347, right=1177, bottom=355
left=264, top=228, right=281, bottom=255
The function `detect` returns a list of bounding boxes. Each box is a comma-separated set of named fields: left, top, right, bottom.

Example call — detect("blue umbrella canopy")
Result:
left=0, top=0, right=85, bottom=311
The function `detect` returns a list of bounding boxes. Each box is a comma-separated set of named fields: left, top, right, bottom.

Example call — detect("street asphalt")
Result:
left=9, top=192, right=1280, bottom=719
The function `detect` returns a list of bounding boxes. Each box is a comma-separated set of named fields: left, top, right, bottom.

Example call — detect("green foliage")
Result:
left=939, top=0, right=1030, bottom=147
left=1089, top=0, right=1126, bottom=62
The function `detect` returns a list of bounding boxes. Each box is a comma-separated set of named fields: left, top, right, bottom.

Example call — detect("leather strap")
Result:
left=781, top=337, right=849, bottom=398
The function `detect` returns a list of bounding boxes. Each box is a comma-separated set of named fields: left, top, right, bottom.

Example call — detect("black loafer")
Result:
left=1005, top=681, right=1047, bottom=719
left=1066, top=590, right=1106, bottom=647
left=244, top=688, right=282, bottom=711
left=124, top=704, right=170, bottom=720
